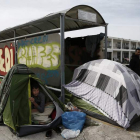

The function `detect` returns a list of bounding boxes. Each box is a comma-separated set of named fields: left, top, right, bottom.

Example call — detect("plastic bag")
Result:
left=65, top=102, right=81, bottom=111
left=61, top=111, right=86, bottom=131
left=61, top=129, right=80, bottom=139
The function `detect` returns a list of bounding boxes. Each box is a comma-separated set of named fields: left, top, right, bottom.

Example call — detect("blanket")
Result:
left=32, top=102, right=55, bottom=124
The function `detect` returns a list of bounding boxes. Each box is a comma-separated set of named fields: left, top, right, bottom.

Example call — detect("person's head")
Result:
left=135, top=47, right=140, bottom=55
left=31, top=83, right=39, bottom=96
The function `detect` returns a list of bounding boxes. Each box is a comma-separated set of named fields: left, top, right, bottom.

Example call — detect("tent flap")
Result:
left=3, top=75, right=31, bottom=130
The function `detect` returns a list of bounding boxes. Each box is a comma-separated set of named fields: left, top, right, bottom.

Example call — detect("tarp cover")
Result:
left=64, top=59, right=140, bottom=128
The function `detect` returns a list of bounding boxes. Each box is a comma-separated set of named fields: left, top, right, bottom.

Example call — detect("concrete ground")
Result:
left=0, top=116, right=140, bottom=140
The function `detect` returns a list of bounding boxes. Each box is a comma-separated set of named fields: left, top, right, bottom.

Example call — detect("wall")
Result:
left=0, top=34, right=61, bottom=87
left=0, top=42, right=15, bottom=75
left=17, top=33, right=61, bottom=87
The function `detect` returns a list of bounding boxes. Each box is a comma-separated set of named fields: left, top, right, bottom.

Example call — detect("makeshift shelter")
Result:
left=0, top=64, right=64, bottom=137
left=64, top=59, right=140, bottom=128
left=65, top=33, right=105, bottom=73
left=0, top=5, right=108, bottom=103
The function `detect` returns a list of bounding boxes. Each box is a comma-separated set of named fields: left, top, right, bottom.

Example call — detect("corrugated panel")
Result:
left=66, top=5, right=105, bottom=24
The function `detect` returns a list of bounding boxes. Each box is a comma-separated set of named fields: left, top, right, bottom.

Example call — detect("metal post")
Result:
left=14, top=30, right=17, bottom=64
left=0, top=28, right=60, bottom=43
left=60, top=14, right=65, bottom=103
left=120, top=51, right=122, bottom=63
left=105, top=25, right=108, bottom=59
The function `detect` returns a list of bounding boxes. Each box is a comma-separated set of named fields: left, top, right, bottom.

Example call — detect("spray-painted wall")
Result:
left=0, top=33, right=61, bottom=87
left=17, top=33, right=61, bottom=87
left=0, top=42, right=15, bottom=75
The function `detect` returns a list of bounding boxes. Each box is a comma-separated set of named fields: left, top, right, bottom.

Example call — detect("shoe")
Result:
left=45, top=130, right=52, bottom=138
left=53, top=127, right=61, bottom=134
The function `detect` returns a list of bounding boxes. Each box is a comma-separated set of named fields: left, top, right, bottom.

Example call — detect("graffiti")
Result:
left=36, top=70, right=59, bottom=84
left=17, top=43, right=60, bottom=70
left=17, top=36, right=48, bottom=47
left=0, top=44, right=15, bottom=75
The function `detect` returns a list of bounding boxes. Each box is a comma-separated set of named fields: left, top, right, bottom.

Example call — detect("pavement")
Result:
left=1, top=116, right=140, bottom=140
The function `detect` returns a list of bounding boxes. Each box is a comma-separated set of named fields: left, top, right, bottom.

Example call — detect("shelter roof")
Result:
left=0, top=5, right=107, bottom=40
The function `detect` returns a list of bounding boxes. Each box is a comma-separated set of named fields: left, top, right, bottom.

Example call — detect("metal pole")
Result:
left=60, top=14, right=65, bottom=103
left=105, top=25, right=108, bottom=59
left=14, top=30, right=17, bottom=64
left=46, top=86, right=61, bottom=92
left=0, top=28, right=60, bottom=43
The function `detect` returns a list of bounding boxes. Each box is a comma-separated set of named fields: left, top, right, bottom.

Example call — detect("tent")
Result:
left=0, top=64, right=64, bottom=137
left=0, top=78, right=2, bottom=84
left=64, top=59, right=140, bottom=129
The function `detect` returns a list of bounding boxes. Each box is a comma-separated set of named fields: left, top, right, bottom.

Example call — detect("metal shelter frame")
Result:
left=0, top=5, right=108, bottom=103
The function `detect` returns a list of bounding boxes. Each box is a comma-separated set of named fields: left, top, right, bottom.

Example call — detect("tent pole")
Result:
left=105, top=25, right=108, bottom=59
left=60, top=14, right=65, bottom=103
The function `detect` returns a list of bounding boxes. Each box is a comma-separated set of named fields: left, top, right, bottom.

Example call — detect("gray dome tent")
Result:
left=0, top=64, right=64, bottom=137
left=64, top=59, right=140, bottom=128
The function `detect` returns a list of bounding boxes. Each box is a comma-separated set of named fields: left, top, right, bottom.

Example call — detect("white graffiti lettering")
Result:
left=18, top=43, right=60, bottom=70
left=0, top=45, right=15, bottom=75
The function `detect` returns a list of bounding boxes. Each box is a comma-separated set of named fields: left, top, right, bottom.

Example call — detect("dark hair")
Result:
left=31, top=82, right=39, bottom=90
left=136, top=47, right=140, bottom=51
